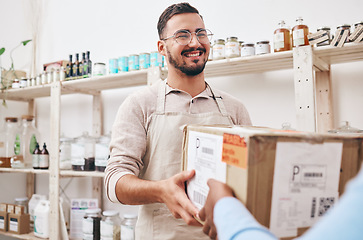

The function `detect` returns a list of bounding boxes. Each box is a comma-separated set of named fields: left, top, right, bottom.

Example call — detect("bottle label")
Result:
left=71, top=144, right=86, bottom=165
left=121, top=225, right=135, bottom=240
left=9, top=218, right=18, bottom=232
left=29, top=134, right=37, bottom=154
left=241, top=46, right=255, bottom=57
left=32, top=154, right=40, bottom=168
left=225, top=42, right=239, bottom=58
left=213, top=44, right=225, bottom=59
left=274, top=32, right=285, bottom=50
left=82, top=218, right=94, bottom=234
left=100, top=221, right=114, bottom=237
left=293, top=29, right=305, bottom=46
left=39, top=155, right=49, bottom=168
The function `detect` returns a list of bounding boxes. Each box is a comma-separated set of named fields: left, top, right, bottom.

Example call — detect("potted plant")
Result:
left=0, top=39, right=32, bottom=106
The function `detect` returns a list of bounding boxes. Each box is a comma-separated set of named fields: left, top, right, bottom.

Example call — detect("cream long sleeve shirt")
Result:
left=104, top=80, right=252, bottom=203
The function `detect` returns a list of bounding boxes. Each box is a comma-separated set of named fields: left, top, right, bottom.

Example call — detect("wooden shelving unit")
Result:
left=1, top=43, right=363, bottom=239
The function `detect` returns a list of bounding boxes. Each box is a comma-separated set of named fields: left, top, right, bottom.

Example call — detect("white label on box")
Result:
left=186, top=131, right=226, bottom=210
left=70, top=199, right=98, bottom=239
left=9, top=218, right=18, bottom=232
left=270, top=141, right=342, bottom=238
left=0, top=216, right=4, bottom=229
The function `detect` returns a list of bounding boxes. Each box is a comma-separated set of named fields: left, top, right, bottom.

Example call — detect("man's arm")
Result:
left=116, top=170, right=202, bottom=226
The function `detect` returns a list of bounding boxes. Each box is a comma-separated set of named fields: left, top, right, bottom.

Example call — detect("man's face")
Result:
left=160, top=13, right=210, bottom=76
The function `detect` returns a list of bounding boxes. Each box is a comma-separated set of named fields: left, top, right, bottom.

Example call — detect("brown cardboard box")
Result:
left=0, top=211, right=8, bottom=232
left=0, top=203, right=7, bottom=212
left=6, top=204, right=15, bottom=214
left=182, top=125, right=363, bottom=239
left=8, top=213, right=30, bottom=234
left=14, top=205, right=25, bottom=215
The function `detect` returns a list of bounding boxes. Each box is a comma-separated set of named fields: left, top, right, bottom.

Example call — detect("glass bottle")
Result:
left=20, top=115, right=41, bottom=168
left=120, top=214, right=137, bottom=240
left=39, top=143, right=49, bottom=169
left=225, top=37, right=240, bottom=58
left=0, top=118, right=18, bottom=168
left=86, top=51, right=92, bottom=77
left=83, top=208, right=102, bottom=240
left=32, top=142, right=41, bottom=169
left=95, top=133, right=111, bottom=172
left=66, top=54, right=73, bottom=79
left=292, top=17, right=309, bottom=47
left=100, top=211, right=121, bottom=240
left=71, top=131, right=96, bottom=171
left=73, top=53, right=80, bottom=78
left=274, top=20, right=292, bottom=52
left=60, top=135, right=73, bottom=170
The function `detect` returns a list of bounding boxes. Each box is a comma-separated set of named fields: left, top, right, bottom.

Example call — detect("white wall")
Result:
left=1, top=0, right=363, bottom=225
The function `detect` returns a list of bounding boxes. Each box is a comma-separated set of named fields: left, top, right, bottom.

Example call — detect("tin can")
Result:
left=118, top=56, right=129, bottom=72
left=109, top=58, right=118, bottom=74
left=139, top=53, right=150, bottom=69
left=150, top=51, right=164, bottom=67
left=128, top=54, right=139, bottom=71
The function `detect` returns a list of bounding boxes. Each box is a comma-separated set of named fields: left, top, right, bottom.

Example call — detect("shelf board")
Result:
left=0, top=168, right=49, bottom=175
left=0, top=231, right=40, bottom=240
left=0, top=167, right=104, bottom=178
left=314, top=42, right=363, bottom=65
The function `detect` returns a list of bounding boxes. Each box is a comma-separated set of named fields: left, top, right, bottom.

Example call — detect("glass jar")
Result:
left=349, top=21, right=363, bottom=42
left=225, top=37, right=240, bottom=58
left=1, top=118, right=20, bottom=168
left=71, top=131, right=96, bottom=171
left=14, top=197, right=29, bottom=214
left=240, top=43, right=255, bottom=57
left=95, top=133, right=111, bottom=172
left=120, top=214, right=137, bottom=240
left=41, top=72, right=47, bottom=85
left=93, top=63, right=106, bottom=76
left=212, top=39, right=225, bottom=60
left=274, top=20, right=292, bottom=52
left=316, top=27, right=331, bottom=46
left=208, top=42, right=213, bottom=61
left=337, top=24, right=351, bottom=43
left=238, top=41, right=244, bottom=56
left=328, top=121, right=363, bottom=134
left=20, top=115, right=41, bottom=168
left=101, top=210, right=121, bottom=240
left=83, top=208, right=102, bottom=240
left=292, top=17, right=309, bottom=47
left=255, top=41, right=270, bottom=55
left=60, top=135, right=73, bottom=170
left=12, top=79, right=20, bottom=89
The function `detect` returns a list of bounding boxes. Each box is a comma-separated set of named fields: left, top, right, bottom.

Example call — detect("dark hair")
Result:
left=157, top=2, right=202, bottom=39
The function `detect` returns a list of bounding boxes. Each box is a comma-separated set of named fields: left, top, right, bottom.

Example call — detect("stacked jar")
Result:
left=71, top=132, right=96, bottom=171
left=121, top=214, right=137, bottom=240
left=83, top=208, right=102, bottom=240
left=100, top=210, right=121, bottom=240
left=95, top=133, right=111, bottom=172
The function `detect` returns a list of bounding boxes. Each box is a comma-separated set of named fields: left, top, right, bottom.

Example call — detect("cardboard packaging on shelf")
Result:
left=182, top=124, right=363, bottom=240
left=0, top=203, right=7, bottom=212
left=0, top=211, right=8, bottom=232
left=6, top=204, right=15, bottom=214
left=8, top=213, right=30, bottom=234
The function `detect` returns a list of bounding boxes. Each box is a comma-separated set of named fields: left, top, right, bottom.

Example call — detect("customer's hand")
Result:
left=198, top=179, right=235, bottom=239
left=160, top=170, right=202, bottom=226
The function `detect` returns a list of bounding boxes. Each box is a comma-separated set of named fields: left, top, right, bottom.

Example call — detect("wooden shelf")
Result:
left=0, top=167, right=104, bottom=178
left=0, top=231, right=40, bottom=240
left=0, top=168, right=49, bottom=175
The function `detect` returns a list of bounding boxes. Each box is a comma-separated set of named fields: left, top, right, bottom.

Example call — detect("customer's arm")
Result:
left=199, top=179, right=277, bottom=240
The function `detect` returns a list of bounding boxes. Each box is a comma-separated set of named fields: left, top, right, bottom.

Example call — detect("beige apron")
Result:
left=136, top=80, right=233, bottom=240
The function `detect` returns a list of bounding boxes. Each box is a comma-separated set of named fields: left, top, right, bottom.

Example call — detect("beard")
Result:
left=166, top=48, right=207, bottom=76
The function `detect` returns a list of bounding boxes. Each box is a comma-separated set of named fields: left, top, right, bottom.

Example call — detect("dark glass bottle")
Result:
left=32, top=142, right=41, bottom=169
left=73, top=53, right=80, bottom=78
left=87, top=51, right=92, bottom=77
left=66, top=54, right=73, bottom=79
left=80, top=52, right=86, bottom=76
left=39, top=143, right=49, bottom=169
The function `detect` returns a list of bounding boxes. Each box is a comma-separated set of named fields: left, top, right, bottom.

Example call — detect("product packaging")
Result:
left=8, top=213, right=30, bottom=234
left=70, top=198, right=98, bottom=239
left=331, top=28, right=349, bottom=47
left=308, top=30, right=330, bottom=45
left=0, top=211, right=8, bottom=232
left=182, top=125, right=362, bottom=240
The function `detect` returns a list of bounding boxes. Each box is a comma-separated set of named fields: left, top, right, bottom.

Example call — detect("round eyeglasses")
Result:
left=161, top=29, right=213, bottom=45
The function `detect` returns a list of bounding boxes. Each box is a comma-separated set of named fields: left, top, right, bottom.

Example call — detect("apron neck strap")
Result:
left=156, top=80, right=228, bottom=116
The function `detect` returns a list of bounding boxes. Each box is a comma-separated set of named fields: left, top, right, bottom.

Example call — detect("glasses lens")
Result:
left=175, top=30, right=191, bottom=45
left=197, top=29, right=213, bottom=44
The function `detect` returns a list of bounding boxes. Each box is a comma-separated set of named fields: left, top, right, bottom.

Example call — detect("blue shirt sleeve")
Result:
left=214, top=197, right=277, bottom=240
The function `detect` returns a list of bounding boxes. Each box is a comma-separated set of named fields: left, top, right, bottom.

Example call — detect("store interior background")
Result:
left=1, top=0, right=362, bottom=226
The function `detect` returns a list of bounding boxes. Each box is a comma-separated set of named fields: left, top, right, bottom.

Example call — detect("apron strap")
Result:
left=156, top=80, right=228, bottom=116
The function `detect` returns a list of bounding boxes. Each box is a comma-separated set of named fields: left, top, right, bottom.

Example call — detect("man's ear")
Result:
left=158, top=40, right=167, bottom=57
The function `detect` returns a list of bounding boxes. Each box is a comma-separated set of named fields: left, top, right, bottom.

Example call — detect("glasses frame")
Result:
left=161, top=29, right=213, bottom=45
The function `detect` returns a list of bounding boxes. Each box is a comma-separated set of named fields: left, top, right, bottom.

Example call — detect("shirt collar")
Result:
left=165, top=80, right=213, bottom=99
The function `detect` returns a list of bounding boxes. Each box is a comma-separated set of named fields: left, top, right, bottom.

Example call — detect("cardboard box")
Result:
left=6, top=204, right=15, bottom=214
left=0, top=157, right=11, bottom=168
left=0, top=203, right=7, bottom=212
left=0, top=211, right=8, bottom=232
left=14, top=205, right=25, bottom=215
left=182, top=125, right=363, bottom=239
left=8, top=213, right=30, bottom=234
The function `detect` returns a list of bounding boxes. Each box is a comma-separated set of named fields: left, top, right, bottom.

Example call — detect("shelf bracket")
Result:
left=313, top=55, right=330, bottom=72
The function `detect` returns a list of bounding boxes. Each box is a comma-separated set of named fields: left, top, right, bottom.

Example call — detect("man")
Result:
left=105, top=3, right=251, bottom=239
left=199, top=167, right=363, bottom=240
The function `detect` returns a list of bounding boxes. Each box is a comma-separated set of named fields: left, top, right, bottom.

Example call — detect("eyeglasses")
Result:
left=161, top=29, right=213, bottom=45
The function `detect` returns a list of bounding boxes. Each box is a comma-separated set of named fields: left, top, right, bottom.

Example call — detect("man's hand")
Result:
left=198, top=179, right=235, bottom=239
left=160, top=170, right=202, bottom=227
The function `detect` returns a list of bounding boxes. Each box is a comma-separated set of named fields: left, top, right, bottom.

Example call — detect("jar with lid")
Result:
left=316, top=27, right=331, bottom=46
left=328, top=121, right=363, bottom=134
left=255, top=41, right=270, bottom=55
left=71, top=131, right=96, bottom=171
left=14, top=197, right=29, bottom=214
left=337, top=24, right=351, bottom=43
left=60, top=134, right=73, bottom=170
left=93, top=63, right=106, bottom=76
left=120, top=214, right=137, bottom=240
left=20, top=115, right=41, bottom=168
left=240, top=43, right=255, bottom=57
left=208, top=42, right=213, bottom=61
left=20, top=77, right=28, bottom=88
left=212, top=39, right=225, bottom=60
left=238, top=41, right=244, bottom=56
left=225, top=37, right=240, bottom=58
left=1, top=117, right=20, bottom=168
left=95, top=133, right=111, bottom=172
left=41, top=72, right=47, bottom=85
left=292, top=17, right=309, bottom=47
left=100, top=210, right=121, bottom=240
left=274, top=20, right=292, bottom=52
left=349, top=21, right=363, bottom=42
left=83, top=208, right=102, bottom=240
left=12, top=79, right=20, bottom=89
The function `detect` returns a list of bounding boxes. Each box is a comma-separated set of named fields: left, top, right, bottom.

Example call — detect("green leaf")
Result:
left=21, top=39, right=32, bottom=46
left=0, top=48, right=5, bottom=56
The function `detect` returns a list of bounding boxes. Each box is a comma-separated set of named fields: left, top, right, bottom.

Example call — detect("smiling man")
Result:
left=105, top=2, right=251, bottom=239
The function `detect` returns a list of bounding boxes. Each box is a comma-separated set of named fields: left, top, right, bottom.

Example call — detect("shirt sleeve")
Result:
left=214, top=197, right=277, bottom=240
left=104, top=93, right=148, bottom=203
left=296, top=166, right=363, bottom=240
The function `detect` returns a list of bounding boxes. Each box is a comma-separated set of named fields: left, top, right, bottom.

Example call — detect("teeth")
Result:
left=186, top=53, right=200, bottom=57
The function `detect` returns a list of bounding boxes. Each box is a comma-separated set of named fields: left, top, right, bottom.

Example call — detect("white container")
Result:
left=212, top=39, right=225, bottom=60
left=34, top=200, right=50, bottom=238
left=101, top=210, right=121, bottom=240
left=28, top=194, right=47, bottom=231
left=120, top=214, right=137, bottom=240
left=240, top=43, right=255, bottom=57
left=225, top=37, right=240, bottom=58
left=255, top=41, right=271, bottom=55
